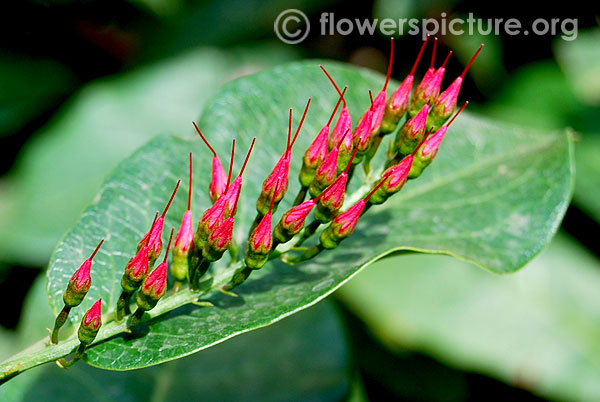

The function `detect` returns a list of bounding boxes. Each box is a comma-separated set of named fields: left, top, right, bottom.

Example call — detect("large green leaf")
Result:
left=2, top=275, right=351, bottom=402
left=45, top=61, right=572, bottom=370
left=338, top=233, right=600, bottom=401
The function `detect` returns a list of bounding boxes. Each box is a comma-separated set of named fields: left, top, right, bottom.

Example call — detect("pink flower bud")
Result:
left=395, top=103, right=429, bottom=156
left=78, top=298, right=102, bottom=345
left=282, top=200, right=316, bottom=233
left=304, top=125, right=330, bottom=168
left=221, top=138, right=254, bottom=218
left=193, top=122, right=227, bottom=203
left=124, top=244, right=149, bottom=282
left=314, top=145, right=358, bottom=223
left=431, top=44, right=482, bottom=126
left=64, top=239, right=104, bottom=307
left=310, top=128, right=350, bottom=197
left=247, top=179, right=281, bottom=269
left=140, top=180, right=180, bottom=265
left=249, top=212, right=272, bottom=254
left=320, top=65, right=353, bottom=151
left=82, top=299, right=102, bottom=331
left=411, top=102, right=468, bottom=179
left=208, top=217, right=234, bottom=251
left=174, top=153, right=194, bottom=255
left=332, top=200, right=366, bottom=239
left=142, top=229, right=173, bottom=301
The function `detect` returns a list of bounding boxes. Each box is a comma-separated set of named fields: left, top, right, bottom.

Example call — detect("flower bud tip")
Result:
left=409, top=35, right=430, bottom=76
left=89, top=238, right=104, bottom=260
left=383, top=37, right=394, bottom=91
left=162, top=180, right=181, bottom=218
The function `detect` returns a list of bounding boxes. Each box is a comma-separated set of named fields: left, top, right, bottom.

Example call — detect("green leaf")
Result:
left=0, top=296, right=351, bottom=402
left=46, top=61, right=572, bottom=370
left=0, top=44, right=298, bottom=266
left=555, top=28, right=600, bottom=106
left=337, top=232, right=600, bottom=401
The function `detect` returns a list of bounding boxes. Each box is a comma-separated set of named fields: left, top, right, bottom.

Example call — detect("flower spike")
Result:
left=193, top=122, right=227, bottom=203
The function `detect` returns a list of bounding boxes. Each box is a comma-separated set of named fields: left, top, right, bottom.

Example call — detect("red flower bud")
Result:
left=78, top=299, right=102, bottom=345
left=174, top=153, right=194, bottom=255
left=140, top=229, right=173, bottom=308
left=300, top=86, right=346, bottom=188
left=320, top=177, right=389, bottom=248
left=222, top=138, right=254, bottom=218
left=203, top=217, right=235, bottom=262
left=410, top=39, right=452, bottom=114
left=395, top=103, right=429, bottom=156
left=139, top=180, right=180, bottom=266
left=314, top=145, right=358, bottom=223
left=82, top=299, right=102, bottom=331
left=411, top=102, right=468, bottom=178
left=247, top=179, right=280, bottom=269
left=431, top=44, right=482, bottom=126
left=193, top=122, right=227, bottom=203
left=280, top=200, right=316, bottom=234
left=355, top=101, right=374, bottom=154
left=309, top=128, right=350, bottom=197
left=123, top=244, right=149, bottom=286
left=195, top=192, right=227, bottom=249
left=320, top=65, right=353, bottom=151
left=63, top=239, right=104, bottom=307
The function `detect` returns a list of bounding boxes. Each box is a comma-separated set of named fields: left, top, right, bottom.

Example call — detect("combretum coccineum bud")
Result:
left=46, top=37, right=481, bottom=358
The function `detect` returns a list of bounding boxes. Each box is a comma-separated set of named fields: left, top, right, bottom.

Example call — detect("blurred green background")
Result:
left=0, top=0, right=598, bottom=400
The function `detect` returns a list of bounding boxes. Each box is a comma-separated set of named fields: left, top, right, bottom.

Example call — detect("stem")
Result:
left=56, top=343, right=86, bottom=369
left=292, top=186, right=308, bottom=206
left=347, top=163, right=357, bottom=186
left=127, top=308, right=146, bottom=329
left=0, top=282, right=233, bottom=384
left=222, top=266, right=253, bottom=292
left=116, top=290, right=133, bottom=321
left=249, top=213, right=262, bottom=235
left=285, top=244, right=325, bottom=263
left=50, top=305, right=71, bottom=344
left=295, top=220, right=321, bottom=247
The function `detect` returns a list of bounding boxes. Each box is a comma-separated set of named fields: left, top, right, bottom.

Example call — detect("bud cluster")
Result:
left=48, top=36, right=481, bottom=358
